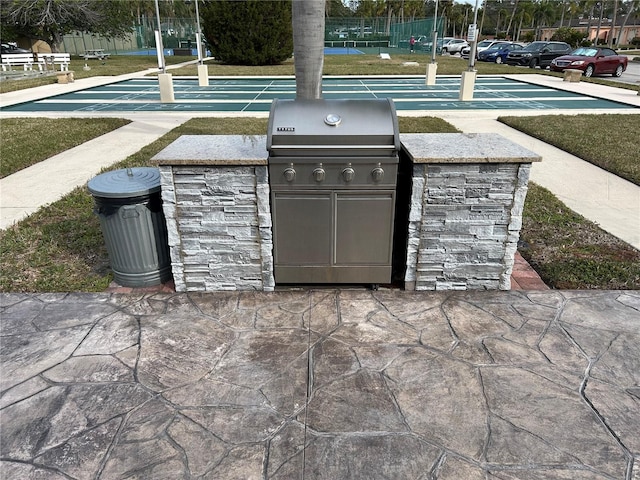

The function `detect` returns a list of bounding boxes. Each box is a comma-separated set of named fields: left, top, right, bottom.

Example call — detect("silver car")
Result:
left=441, top=38, right=469, bottom=55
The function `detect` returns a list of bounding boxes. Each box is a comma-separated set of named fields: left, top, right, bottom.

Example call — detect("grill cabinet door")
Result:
left=335, top=192, right=395, bottom=265
left=272, top=192, right=332, bottom=265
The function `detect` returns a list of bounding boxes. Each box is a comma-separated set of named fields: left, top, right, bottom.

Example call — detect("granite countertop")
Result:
left=400, top=133, right=542, bottom=164
left=152, top=135, right=268, bottom=166
left=152, top=133, right=541, bottom=166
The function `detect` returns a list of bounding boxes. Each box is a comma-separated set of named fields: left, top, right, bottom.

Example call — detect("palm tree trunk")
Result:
left=595, top=1, right=604, bottom=45
left=616, top=0, right=638, bottom=47
left=479, top=2, right=487, bottom=39
left=506, top=0, right=519, bottom=39
left=293, top=0, right=325, bottom=100
left=608, top=0, right=618, bottom=46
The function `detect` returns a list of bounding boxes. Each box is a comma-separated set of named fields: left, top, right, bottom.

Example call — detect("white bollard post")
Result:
left=425, top=63, right=437, bottom=85
left=198, top=64, right=209, bottom=86
left=158, top=73, right=175, bottom=103
left=459, top=70, right=477, bottom=101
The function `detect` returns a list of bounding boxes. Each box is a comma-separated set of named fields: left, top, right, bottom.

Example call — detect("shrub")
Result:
left=201, top=0, right=293, bottom=66
left=551, top=27, right=585, bottom=47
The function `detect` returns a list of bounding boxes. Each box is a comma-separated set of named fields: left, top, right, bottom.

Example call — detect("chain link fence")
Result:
left=60, top=17, right=444, bottom=56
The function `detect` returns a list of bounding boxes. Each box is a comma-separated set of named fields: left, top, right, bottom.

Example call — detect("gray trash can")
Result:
left=88, top=167, right=172, bottom=287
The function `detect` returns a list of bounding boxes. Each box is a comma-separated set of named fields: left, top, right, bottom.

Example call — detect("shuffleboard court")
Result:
left=1, top=76, right=634, bottom=113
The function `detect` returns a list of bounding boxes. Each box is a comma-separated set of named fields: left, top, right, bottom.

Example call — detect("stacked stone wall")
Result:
left=405, top=163, right=531, bottom=291
left=159, top=165, right=274, bottom=292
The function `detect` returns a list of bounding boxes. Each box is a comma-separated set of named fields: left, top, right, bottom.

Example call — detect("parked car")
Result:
left=429, top=37, right=454, bottom=53
left=440, top=38, right=469, bottom=55
left=478, top=42, right=525, bottom=64
left=506, top=41, right=571, bottom=68
left=550, top=47, right=628, bottom=77
left=1, top=43, right=31, bottom=55
left=461, top=40, right=511, bottom=59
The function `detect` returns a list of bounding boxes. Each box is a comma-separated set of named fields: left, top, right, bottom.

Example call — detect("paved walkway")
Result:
left=1, top=290, right=638, bottom=479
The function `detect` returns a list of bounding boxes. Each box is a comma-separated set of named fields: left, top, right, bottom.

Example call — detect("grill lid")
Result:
left=267, top=98, right=400, bottom=156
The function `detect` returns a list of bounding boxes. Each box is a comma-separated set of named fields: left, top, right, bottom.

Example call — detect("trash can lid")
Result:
left=88, top=167, right=161, bottom=198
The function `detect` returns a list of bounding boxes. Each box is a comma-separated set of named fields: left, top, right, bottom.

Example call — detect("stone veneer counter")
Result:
left=154, top=135, right=267, bottom=166
left=154, top=133, right=541, bottom=292
left=400, top=133, right=541, bottom=164
left=153, top=135, right=272, bottom=292
left=399, top=133, right=541, bottom=291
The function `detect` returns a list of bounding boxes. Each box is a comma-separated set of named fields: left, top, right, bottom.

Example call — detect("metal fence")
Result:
left=390, top=18, right=443, bottom=49
left=60, top=16, right=199, bottom=56
left=60, top=16, right=444, bottom=56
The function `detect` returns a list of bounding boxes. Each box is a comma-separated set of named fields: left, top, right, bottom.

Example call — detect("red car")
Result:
left=550, top=47, right=628, bottom=77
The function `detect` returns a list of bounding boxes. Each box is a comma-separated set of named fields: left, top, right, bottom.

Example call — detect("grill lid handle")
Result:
left=324, top=113, right=342, bottom=126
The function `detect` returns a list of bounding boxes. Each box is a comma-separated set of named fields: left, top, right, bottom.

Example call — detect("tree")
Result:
left=292, top=0, right=325, bottom=99
left=200, top=0, right=293, bottom=66
left=615, top=0, right=639, bottom=47
left=0, top=0, right=135, bottom=52
left=551, top=26, right=586, bottom=45
left=533, top=0, right=558, bottom=39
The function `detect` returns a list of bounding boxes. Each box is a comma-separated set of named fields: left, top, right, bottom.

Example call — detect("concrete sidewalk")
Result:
left=0, top=115, right=190, bottom=229
left=1, top=290, right=638, bottom=479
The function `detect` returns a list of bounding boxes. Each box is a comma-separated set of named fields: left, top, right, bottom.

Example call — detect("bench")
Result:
left=37, top=53, right=71, bottom=71
left=83, top=49, right=110, bottom=60
left=563, top=69, right=582, bottom=82
left=1, top=53, right=43, bottom=72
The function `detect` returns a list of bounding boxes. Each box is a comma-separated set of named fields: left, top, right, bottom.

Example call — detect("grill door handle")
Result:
left=270, top=145, right=397, bottom=150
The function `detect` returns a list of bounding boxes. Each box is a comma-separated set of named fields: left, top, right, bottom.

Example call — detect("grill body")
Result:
left=267, top=99, right=400, bottom=285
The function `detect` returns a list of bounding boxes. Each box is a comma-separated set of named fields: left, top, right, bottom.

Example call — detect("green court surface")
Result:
left=1, top=76, right=634, bottom=113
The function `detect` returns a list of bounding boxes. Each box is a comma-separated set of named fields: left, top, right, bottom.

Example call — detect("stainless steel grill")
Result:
left=267, top=98, right=400, bottom=285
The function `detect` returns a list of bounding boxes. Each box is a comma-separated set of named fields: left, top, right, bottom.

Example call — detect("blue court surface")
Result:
left=1, top=76, right=634, bottom=113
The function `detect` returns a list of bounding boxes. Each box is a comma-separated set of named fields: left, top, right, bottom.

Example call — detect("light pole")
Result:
left=460, top=0, right=481, bottom=100
left=193, top=0, right=209, bottom=86
left=155, top=0, right=175, bottom=102
left=468, top=0, right=481, bottom=72
left=425, top=0, right=439, bottom=85
left=194, top=0, right=203, bottom=65
left=154, top=0, right=165, bottom=73
left=431, top=0, right=439, bottom=64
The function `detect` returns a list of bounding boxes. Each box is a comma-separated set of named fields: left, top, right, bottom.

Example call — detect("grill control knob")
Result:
left=313, top=167, right=326, bottom=183
left=342, top=167, right=355, bottom=183
left=371, top=167, right=384, bottom=182
left=283, top=167, right=296, bottom=182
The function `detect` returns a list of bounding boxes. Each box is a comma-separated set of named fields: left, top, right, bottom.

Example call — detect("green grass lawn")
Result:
left=1, top=118, right=131, bottom=178
left=520, top=183, right=640, bottom=289
left=0, top=55, right=191, bottom=93
left=499, top=114, right=640, bottom=186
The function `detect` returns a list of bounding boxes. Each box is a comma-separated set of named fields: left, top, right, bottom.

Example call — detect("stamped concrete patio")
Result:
left=1, top=290, right=639, bottom=479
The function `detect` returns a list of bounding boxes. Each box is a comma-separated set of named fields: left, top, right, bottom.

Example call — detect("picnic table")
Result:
left=83, top=49, right=110, bottom=60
